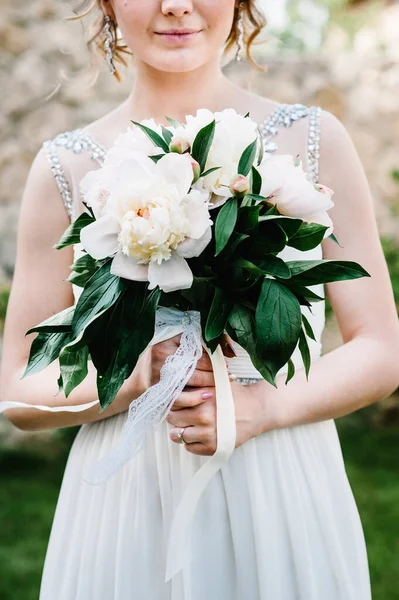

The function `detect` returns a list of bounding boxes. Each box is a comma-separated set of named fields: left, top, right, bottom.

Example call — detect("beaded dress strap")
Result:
left=260, top=103, right=322, bottom=183
left=306, top=106, right=321, bottom=184
left=43, top=129, right=107, bottom=220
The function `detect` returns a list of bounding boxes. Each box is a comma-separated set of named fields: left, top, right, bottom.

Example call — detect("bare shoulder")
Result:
left=318, top=108, right=367, bottom=192
left=319, top=109, right=354, bottom=151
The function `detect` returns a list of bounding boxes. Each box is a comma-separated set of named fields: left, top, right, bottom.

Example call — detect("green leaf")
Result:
left=201, top=166, right=221, bottom=178
left=181, top=276, right=214, bottom=308
left=131, top=120, right=169, bottom=153
left=251, top=166, right=262, bottom=195
left=255, top=279, right=302, bottom=378
left=244, top=112, right=250, bottom=118
left=96, top=285, right=162, bottom=411
left=328, top=232, right=343, bottom=247
left=287, top=260, right=370, bottom=286
left=288, top=222, right=328, bottom=251
left=256, top=128, right=264, bottom=166
left=72, top=261, right=124, bottom=336
left=232, top=257, right=264, bottom=276
left=166, top=116, right=183, bottom=129
left=22, top=331, right=72, bottom=378
left=68, top=270, right=93, bottom=288
left=54, top=212, right=95, bottom=250
left=191, top=120, right=216, bottom=172
left=280, top=281, right=325, bottom=305
left=227, top=304, right=275, bottom=386
left=26, top=306, right=74, bottom=335
left=205, top=287, right=233, bottom=342
left=220, top=232, right=249, bottom=258
left=238, top=139, right=257, bottom=177
left=285, top=359, right=295, bottom=384
left=302, top=313, right=316, bottom=341
left=161, top=125, right=173, bottom=146
left=258, top=214, right=303, bottom=239
left=59, top=345, right=89, bottom=397
left=263, top=203, right=279, bottom=215
left=71, top=253, right=97, bottom=274
left=237, top=204, right=261, bottom=233
left=251, top=223, right=287, bottom=255
left=56, top=373, right=64, bottom=395
left=214, top=197, right=238, bottom=256
left=298, top=327, right=311, bottom=379
left=252, top=255, right=291, bottom=279
left=149, top=154, right=166, bottom=163
left=82, top=201, right=95, bottom=220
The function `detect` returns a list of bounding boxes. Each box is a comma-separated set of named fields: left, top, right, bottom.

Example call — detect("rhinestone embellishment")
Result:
left=261, top=103, right=309, bottom=154
left=43, top=130, right=107, bottom=219
left=306, top=106, right=321, bottom=184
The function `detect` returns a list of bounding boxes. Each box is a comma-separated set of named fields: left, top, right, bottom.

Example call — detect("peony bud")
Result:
left=229, top=174, right=250, bottom=197
left=190, top=157, right=201, bottom=183
left=169, top=137, right=190, bottom=154
left=314, top=184, right=334, bottom=200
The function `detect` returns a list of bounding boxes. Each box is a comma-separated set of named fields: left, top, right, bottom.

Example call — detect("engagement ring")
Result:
left=177, top=427, right=187, bottom=444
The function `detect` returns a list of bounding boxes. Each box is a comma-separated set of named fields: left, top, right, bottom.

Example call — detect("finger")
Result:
left=169, top=425, right=216, bottom=447
left=166, top=403, right=214, bottom=427
left=195, top=348, right=214, bottom=371
left=170, top=388, right=214, bottom=410
left=186, top=368, right=215, bottom=388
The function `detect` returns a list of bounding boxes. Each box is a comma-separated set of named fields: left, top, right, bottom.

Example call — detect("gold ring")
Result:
left=177, top=427, right=187, bottom=444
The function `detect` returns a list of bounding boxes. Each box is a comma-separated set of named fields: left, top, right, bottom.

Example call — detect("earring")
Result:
left=235, top=2, right=244, bottom=62
left=103, top=15, right=116, bottom=75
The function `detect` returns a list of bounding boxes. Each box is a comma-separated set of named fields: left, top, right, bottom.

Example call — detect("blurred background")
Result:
left=0, top=0, right=398, bottom=598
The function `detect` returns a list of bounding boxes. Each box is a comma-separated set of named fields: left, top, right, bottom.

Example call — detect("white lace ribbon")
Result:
left=0, top=305, right=239, bottom=581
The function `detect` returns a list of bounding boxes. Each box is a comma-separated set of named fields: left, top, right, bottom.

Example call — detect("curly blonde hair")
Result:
left=67, top=0, right=266, bottom=80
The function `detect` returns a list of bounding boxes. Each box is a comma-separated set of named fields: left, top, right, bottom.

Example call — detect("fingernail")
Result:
left=201, top=391, right=213, bottom=399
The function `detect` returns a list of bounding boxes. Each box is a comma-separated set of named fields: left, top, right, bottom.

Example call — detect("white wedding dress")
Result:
left=31, top=104, right=371, bottom=599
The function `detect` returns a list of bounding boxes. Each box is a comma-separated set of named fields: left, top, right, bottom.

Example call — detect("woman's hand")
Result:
left=136, top=332, right=237, bottom=392
left=166, top=380, right=275, bottom=456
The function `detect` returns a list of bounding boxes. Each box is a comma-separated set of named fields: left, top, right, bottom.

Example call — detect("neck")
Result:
left=125, top=58, right=238, bottom=125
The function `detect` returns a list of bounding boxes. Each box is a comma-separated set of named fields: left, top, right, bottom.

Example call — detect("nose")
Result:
left=161, top=0, right=193, bottom=17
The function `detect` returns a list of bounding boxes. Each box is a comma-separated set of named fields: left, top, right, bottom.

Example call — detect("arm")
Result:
left=253, top=110, right=399, bottom=432
left=0, top=150, right=146, bottom=432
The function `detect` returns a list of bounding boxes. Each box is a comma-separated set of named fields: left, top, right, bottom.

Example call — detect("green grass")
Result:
left=0, top=420, right=398, bottom=598
left=336, top=419, right=399, bottom=599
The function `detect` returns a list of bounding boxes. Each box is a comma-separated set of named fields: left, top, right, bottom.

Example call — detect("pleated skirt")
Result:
left=39, top=410, right=372, bottom=600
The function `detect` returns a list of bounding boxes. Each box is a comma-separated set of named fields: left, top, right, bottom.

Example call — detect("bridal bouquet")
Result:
left=24, top=108, right=369, bottom=412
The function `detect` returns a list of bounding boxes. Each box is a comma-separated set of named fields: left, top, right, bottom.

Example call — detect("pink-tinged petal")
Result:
left=156, top=153, right=193, bottom=197
left=176, top=227, right=212, bottom=258
left=148, top=252, right=193, bottom=293
left=315, top=184, right=335, bottom=200
left=110, top=251, right=149, bottom=281
left=80, top=215, right=119, bottom=259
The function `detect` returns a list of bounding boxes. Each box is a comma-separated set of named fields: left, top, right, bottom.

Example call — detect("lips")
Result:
left=155, top=28, right=202, bottom=45
left=156, top=28, right=200, bottom=35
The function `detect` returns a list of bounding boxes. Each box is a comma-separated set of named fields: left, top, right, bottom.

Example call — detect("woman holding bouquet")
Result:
left=1, top=0, right=398, bottom=598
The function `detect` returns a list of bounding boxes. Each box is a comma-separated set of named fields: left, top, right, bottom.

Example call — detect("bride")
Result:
left=1, top=0, right=398, bottom=598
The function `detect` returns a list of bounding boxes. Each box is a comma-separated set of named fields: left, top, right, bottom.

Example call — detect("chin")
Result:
left=145, top=50, right=210, bottom=74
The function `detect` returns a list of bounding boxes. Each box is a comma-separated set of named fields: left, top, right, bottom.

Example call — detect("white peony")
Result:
left=80, top=153, right=213, bottom=293
left=104, top=118, right=166, bottom=167
left=79, top=119, right=167, bottom=220
left=172, top=108, right=261, bottom=207
left=258, top=154, right=335, bottom=236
